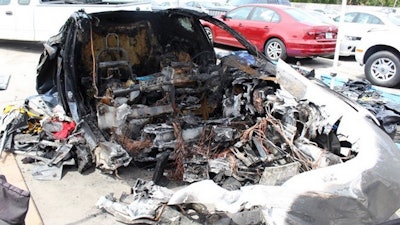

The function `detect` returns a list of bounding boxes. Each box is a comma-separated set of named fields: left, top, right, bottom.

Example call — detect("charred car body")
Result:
left=1, top=8, right=400, bottom=225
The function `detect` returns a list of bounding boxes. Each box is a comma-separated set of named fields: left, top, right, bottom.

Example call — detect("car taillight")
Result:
left=306, top=30, right=336, bottom=40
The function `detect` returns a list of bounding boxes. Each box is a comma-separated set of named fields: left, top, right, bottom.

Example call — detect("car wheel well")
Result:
left=364, top=50, right=400, bottom=88
left=364, top=45, right=400, bottom=64
left=202, top=26, right=213, bottom=43
left=263, top=37, right=287, bottom=61
left=264, top=37, right=285, bottom=50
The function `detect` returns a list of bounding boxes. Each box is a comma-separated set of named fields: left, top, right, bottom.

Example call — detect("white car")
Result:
left=355, top=28, right=400, bottom=88
left=181, top=0, right=226, bottom=14
left=0, top=0, right=152, bottom=42
left=151, top=0, right=179, bottom=11
left=334, top=10, right=400, bottom=56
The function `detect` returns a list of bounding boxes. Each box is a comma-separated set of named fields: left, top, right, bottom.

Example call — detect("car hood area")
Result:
left=1, top=9, right=400, bottom=225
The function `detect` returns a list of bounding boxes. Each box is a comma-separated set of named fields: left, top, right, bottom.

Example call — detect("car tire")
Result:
left=365, top=51, right=400, bottom=88
left=264, top=38, right=287, bottom=61
left=203, top=27, right=213, bottom=44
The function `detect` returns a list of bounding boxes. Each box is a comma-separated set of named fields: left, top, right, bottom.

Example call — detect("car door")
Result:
left=0, top=0, right=34, bottom=41
left=244, top=6, right=280, bottom=51
left=214, top=6, right=253, bottom=47
left=13, top=0, right=34, bottom=40
left=343, top=12, right=384, bottom=41
left=0, top=0, right=16, bottom=40
left=353, top=12, right=384, bottom=32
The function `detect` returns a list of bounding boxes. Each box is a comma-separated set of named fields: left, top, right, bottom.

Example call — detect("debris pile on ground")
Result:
left=321, top=75, right=400, bottom=141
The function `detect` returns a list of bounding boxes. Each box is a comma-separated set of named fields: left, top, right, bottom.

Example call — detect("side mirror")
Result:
left=221, top=14, right=227, bottom=20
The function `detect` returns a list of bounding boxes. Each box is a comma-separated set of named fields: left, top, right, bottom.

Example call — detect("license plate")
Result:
left=325, top=32, right=333, bottom=39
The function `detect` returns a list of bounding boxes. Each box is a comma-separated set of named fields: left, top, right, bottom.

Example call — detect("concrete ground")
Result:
left=0, top=40, right=398, bottom=225
left=1, top=152, right=154, bottom=225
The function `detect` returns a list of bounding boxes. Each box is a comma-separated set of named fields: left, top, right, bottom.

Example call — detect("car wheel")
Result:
left=365, top=51, right=400, bottom=88
left=203, top=27, right=213, bottom=43
left=264, top=38, right=287, bottom=61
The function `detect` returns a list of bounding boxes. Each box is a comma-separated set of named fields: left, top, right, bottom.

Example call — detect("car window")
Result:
left=0, top=0, right=10, bottom=4
left=18, top=0, right=29, bottom=4
left=334, top=12, right=358, bottom=23
left=258, top=0, right=277, bottom=3
left=355, top=13, right=383, bottom=24
left=283, top=7, right=319, bottom=23
left=226, top=6, right=253, bottom=20
left=279, top=0, right=291, bottom=5
left=250, top=7, right=280, bottom=22
left=367, top=14, right=384, bottom=24
left=354, top=13, right=369, bottom=24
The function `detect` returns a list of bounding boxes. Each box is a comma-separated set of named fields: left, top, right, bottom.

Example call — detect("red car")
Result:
left=202, top=4, right=338, bottom=61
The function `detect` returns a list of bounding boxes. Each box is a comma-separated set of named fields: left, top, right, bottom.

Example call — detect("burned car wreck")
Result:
left=1, top=8, right=400, bottom=225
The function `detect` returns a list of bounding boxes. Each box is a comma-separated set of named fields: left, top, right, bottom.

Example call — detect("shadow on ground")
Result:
left=0, top=40, right=44, bottom=53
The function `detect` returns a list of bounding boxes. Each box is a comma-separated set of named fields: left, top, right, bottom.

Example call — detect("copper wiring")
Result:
left=171, top=121, right=186, bottom=180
